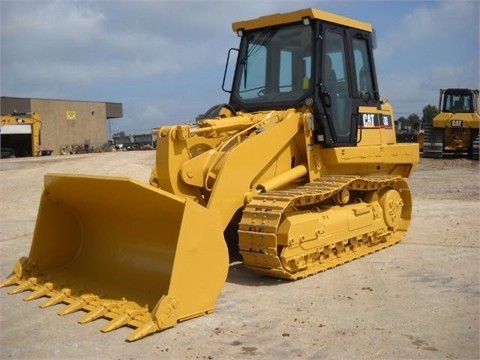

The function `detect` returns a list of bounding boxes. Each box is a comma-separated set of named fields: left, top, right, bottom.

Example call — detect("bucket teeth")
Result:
left=40, top=288, right=72, bottom=308
left=0, top=275, right=20, bottom=288
left=8, top=278, right=37, bottom=295
left=78, top=300, right=125, bottom=324
left=23, top=282, right=54, bottom=301
left=58, top=295, right=98, bottom=316
left=127, top=321, right=160, bottom=342
left=102, top=308, right=148, bottom=333
left=78, top=306, right=108, bottom=324
left=102, top=314, right=130, bottom=333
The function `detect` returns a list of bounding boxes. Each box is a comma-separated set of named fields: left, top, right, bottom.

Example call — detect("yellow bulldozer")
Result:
left=422, top=88, right=480, bottom=159
left=1, top=8, right=419, bottom=341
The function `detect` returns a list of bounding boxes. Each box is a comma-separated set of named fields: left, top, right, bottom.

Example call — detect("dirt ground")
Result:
left=0, top=152, right=478, bottom=360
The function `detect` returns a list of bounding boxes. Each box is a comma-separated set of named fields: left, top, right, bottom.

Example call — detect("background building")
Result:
left=1, top=96, right=122, bottom=156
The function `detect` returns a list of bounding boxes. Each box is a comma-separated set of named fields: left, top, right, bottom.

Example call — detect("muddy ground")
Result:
left=0, top=152, right=478, bottom=359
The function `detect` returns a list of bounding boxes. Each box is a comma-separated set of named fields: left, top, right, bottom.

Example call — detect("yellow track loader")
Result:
left=1, top=8, right=419, bottom=341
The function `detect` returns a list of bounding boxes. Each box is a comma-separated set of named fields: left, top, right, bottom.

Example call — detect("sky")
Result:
left=1, top=0, right=479, bottom=136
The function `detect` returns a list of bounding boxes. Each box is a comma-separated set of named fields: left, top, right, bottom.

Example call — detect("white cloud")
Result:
left=4, top=1, right=104, bottom=44
left=1, top=1, right=478, bottom=131
left=1, top=2, right=184, bottom=86
left=0, top=1, right=285, bottom=89
left=378, top=1, right=478, bottom=57
left=376, top=0, right=479, bottom=115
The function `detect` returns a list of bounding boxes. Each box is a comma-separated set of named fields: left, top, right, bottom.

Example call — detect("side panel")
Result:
left=357, top=105, right=396, bottom=146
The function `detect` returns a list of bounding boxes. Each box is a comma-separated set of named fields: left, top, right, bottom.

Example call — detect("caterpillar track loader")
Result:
left=423, top=88, right=480, bottom=159
left=1, top=8, right=419, bottom=341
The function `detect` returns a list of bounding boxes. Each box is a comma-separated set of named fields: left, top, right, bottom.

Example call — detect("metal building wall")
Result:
left=2, top=97, right=123, bottom=156
left=30, top=99, right=109, bottom=154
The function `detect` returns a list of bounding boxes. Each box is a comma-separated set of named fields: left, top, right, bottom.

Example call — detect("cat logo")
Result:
left=362, top=113, right=376, bottom=128
left=451, top=119, right=463, bottom=127
left=66, top=111, right=76, bottom=120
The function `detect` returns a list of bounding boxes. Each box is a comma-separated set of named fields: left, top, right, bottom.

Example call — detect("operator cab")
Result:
left=441, top=88, right=477, bottom=113
left=227, top=8, right=380, bottom=147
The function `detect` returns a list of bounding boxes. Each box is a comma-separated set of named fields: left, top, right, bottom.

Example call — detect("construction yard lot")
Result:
left=0, top=152, right=478, bottom=359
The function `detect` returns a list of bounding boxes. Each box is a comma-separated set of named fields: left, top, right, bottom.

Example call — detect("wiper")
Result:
left=242, top=29, right=276, bottom=89
left=242, top=51, right=248, bottom=88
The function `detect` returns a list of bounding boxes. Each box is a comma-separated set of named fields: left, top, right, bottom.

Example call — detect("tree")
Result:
left=422, top=104, right=439, bottom=125
left=407, top=113, right=420, bottom=126
left=395, top=116, right=406, bottom=129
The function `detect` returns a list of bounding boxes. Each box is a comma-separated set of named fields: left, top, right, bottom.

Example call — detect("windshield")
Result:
left=232, top=23, right=313, bottom=108
left=443, top=90, right=474, bottom=113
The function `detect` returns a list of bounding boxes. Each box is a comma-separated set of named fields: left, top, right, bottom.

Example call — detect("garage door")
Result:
left=0, top=124, right=32, bottom=134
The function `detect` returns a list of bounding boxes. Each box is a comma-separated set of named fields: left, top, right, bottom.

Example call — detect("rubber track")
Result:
left=238, top=174, right=404, bottom=279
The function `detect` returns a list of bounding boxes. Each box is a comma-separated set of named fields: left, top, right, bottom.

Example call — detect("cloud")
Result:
left=1, top=2, right=183, bottom=87
left=1, top=1, right=478, bottom=132
left=0, top=0, right=292, bottom=131
left=0, top=1, right=285, bottom=94
left=378, top=1, right=478, bottom=57
left=376, top=0, right=479, bottom=115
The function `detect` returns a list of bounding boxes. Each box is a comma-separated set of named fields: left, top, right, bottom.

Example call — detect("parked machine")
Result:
left=423, top=88, right=479, bottom=159
left=1, top=8, right=419, bottom=341
left=0, top=112, right=46, bottom=158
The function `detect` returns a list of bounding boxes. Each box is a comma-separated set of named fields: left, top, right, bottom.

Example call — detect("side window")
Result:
left=443, top=94, right=452, bottom=111
left=352, top=37, right=374, bottom=96
left=324, top=34, right=346, bottom=93
left=279, top=50, right=292, bottom=92
left=280, top=50, right=312, bottom=93
left=465, top=94, right=474, bottom=112
left=303, top=55, right=312, bottom=89
left=324, top=30, right=350, bottom=136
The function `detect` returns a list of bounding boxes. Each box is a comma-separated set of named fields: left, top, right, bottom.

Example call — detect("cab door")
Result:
left=316, top=26, right=381, bottom=147
left=321, top=27, right=355, bottom=145
left=350, top=31, right=384, bottom=146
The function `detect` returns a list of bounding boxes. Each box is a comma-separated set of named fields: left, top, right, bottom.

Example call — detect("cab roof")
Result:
left=232, top=8, right=372, bottom=33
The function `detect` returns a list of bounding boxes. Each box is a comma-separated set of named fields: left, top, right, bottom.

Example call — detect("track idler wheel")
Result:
left=378, top=189, right=404, bottom=229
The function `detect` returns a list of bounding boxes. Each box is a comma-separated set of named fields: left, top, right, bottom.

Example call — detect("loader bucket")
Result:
left=1, top=174, right=229, bottom=341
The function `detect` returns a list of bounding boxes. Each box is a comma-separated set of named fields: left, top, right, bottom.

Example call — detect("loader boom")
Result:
left=153, top=110, right=308, bottom=229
